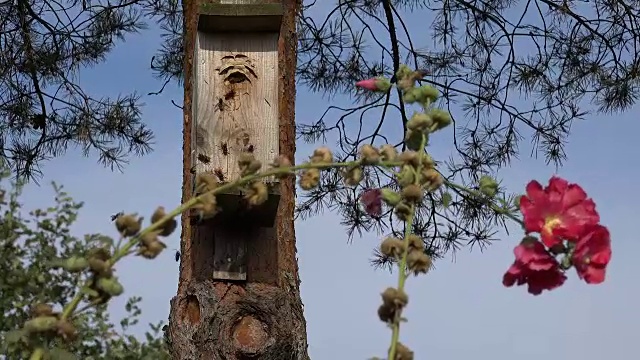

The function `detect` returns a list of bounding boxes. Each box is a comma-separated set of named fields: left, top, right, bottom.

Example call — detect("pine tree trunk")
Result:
left=167, top=1, right=309, bottom=359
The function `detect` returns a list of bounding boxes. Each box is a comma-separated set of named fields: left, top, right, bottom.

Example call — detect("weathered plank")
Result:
left=192, top=217, right=248, bottom=282
left=191, top=25, right=280, bottom=281
left=198, top=1, right=283, bottom=33
left=192, top=31, right=279, bottom=185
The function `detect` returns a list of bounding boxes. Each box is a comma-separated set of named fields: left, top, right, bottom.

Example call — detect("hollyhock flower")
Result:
left=355, top=77, right=391, bottom=92
left=572, top=224, right=612, bottom=284
left=361, top=189, right=382, bottom=216
left=503, top=237, right=567, bottom=295
left=519, top=176, right=599, bottom=247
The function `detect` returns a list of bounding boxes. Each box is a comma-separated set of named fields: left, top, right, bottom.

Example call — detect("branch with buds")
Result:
left=13, top=64, right=609, bottom=360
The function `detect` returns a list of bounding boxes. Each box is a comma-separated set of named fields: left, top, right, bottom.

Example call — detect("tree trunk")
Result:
left=167, top=1, right=309, bottom=359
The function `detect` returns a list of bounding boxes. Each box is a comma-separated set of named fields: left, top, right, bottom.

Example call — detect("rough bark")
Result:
left=167, top=1, right=308, bottom=359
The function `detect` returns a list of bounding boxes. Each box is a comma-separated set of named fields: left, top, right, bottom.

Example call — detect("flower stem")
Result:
left=28, top=159, right=402, bottom=360
left=29, top=348, right=44, bottom=360
left=444, top=180, right=524, bottom=227
left=27, top=155, right=509, bottom=360
left=387, top=205, right=416, bottom=359
left=388, top=135, right=428, bottom=360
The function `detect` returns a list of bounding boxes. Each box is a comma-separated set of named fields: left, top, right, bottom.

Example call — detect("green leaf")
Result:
left=3, top=329, right=25, bottom=344
left=441, top=192, right=452, bottom=208
left=48, top=347, right=78, bottom=360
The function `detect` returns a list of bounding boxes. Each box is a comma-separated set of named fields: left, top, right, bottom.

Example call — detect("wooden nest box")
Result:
left=188, top=1, right=284, bottom=282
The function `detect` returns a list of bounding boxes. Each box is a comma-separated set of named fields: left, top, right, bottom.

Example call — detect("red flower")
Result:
left=572, top=224, right=612, bottom=284
left=361, top=189, right=382, bottom=216
left=519, top=177, right=599, bottom=247
left=503, top=238, right=567, bottom=295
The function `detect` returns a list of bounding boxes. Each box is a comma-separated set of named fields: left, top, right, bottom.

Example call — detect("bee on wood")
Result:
left=197, top=153, right=211, bottom=164
left=214, top=168, right=225, bottom=181
left=224, top=89, right=236, bottom=100
left=190, top=166, right=197, bottom=174
left=247, top=145, right=255, bottom=153
left=174, top=250, right=181, bottom=262
left=110, top=211, right=124, bottom=222
left=221, top=143, right=229, bottom=156
left=216, top=98, right=225, bottom=111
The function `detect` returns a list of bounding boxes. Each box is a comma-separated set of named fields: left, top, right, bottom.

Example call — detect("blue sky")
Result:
left=12, top=2, right=640, bottom=359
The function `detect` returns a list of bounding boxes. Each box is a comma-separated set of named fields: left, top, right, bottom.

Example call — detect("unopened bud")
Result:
left=402, top=87, right=420, bottom=103
left=195, top=173, right=218, bottom=193
left=56, top=319, right=77, bottom=341
left=404, top=129, right=425, bottom=151
left=381, top=189, right=402, bottom=207
left=115, top=215, right=141, bottom=237
left=418, top=85, right=439, bottom=102
left=299, top=168, right=321, bottom=190
left=379, top=144, right=398, bottom=162
left=24, top=316, right=58, bottom=333
left=151, top=206, right=177, bottom=237
left=96, top=277, right=124, bottom=296
left=359, top=144, right=380, bottom=164
left=394, top=202, right=412, bottom=221
left=479, top=175, right=499, bottom=197
left=61, top=257, right=89, bottom=272
left=407, top=112, right=433, bottom=132
left=406, top=249, right=432, bottom=275
left=88, top=258, right=110, bottom=275
left=30, top=303, right=54, bottom=317
left=355, top=77, right=392, bottom=92
left=381, top=287, right=409, bottom=308
left=428, top=108, right=452, bottom=130
left=406, top=234, right=423, bottom=250
left=246, top=181, right=268, bottom=206
left=380, top=237, right=405, bottom=258
left=310, top=147, right=333, bottom=165
left=343, top=166, right=363, bottom=186
left=398, top=151, right=420, bottom=167
left=395, top=342, right=414, bottom=360
left=271, top=155, right=294, bottom=179
left=401, top=184, right=423, bottom=203
left=396, top=166, right=415, bottom=188
left=421, top=168, right=443, bottom=191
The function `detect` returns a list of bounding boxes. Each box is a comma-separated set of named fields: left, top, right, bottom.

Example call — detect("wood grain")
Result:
left=192, top=31, right=279, bottom=185
left=191, top=30, right=279, bottom=281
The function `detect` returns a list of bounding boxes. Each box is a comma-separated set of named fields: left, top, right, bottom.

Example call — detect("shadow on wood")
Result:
left=188, top=181, right=281, bottom=228
left=198, top=2, right=283, bottom=33
left=189, top=183, right=280, bottom=282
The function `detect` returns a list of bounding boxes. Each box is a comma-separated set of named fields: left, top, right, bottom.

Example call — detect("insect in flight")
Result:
left=110, top=212, right=124, bottom=222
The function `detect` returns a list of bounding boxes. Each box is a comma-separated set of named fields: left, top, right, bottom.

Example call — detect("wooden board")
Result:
left=192, top=217, right=248, bottom=282
left=192, top=31, right=279, bottom=185
left=198, top=1, right=283, bottom=33
left=191, top=30, right=280, bottom=281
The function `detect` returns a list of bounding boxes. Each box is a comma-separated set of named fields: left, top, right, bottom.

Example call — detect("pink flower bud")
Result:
left=355, top=77, right=391, bottom=92
left=356, top=78, right=379, bottom=91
